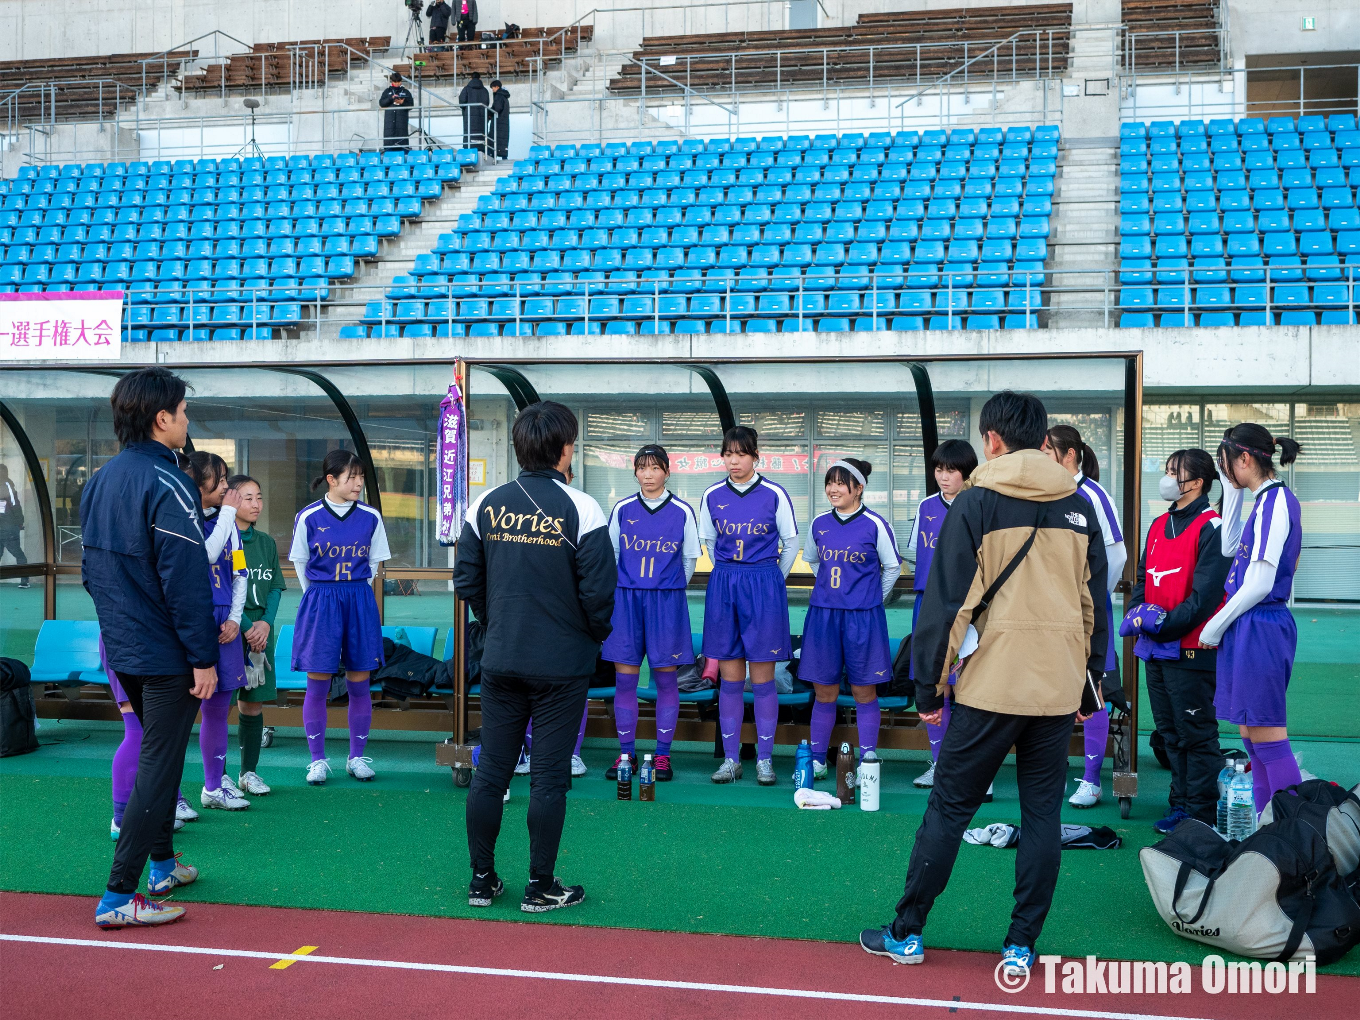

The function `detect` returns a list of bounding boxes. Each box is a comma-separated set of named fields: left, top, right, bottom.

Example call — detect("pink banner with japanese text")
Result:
left=0, top=291, right=122, bottom=360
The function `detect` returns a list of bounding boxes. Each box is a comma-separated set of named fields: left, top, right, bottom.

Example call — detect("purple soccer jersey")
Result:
left=292, top=499, right=384, bottom=583
left=1225, top=482, right=1303, bottom=602
left=911, top=493, right=950, bottom=591
left=703, top=477, right=791, bottom=566
left=611, top=493, right=695, bottom=590
left=806, top=508, right=899, bottom=611
left=204, top=513, right=246, bottom=609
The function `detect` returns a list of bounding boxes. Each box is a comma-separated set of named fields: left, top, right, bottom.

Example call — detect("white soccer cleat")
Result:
left=914, top=761, right=937, bottom=788
left=514, top=752, right=531, bottom=775
left=237, top=771, right=271, bottom=796
left=571, top=755, right=588, bottom=777
left=147, top=854, right=199, bottom=895
left=347, top=756, right=376, bottom=781
left=710, top=758, right=742, bottom=784
left=95, top=893, right=185, bottom=929
left=175, top=796, right=199, bottom=822
left=110, top=818, right=120, bottom=842
left=201, top=785, right=250, bottom=810
left=1069, top=779, right=1101, bottom=808
left=306, top=759, right=332, bottom=786
left=220, top=773, right=247, bottom=799
left=812, top=759, right=828, bottom=780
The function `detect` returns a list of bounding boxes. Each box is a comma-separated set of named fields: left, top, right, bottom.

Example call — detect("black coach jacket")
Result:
left=80, top=441, right=219, bottom=676
left=453, top=468, right=616, bottom=680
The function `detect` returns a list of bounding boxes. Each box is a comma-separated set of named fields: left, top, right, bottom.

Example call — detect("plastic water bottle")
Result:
left=1216, top=760, right=1236, bottom=835
left=793, top=740, right=814, bottom=790
left=639, top=754, right=655, bottom=802
left=858, top=751, right=881, bottom=812
left=616, top=754, right=632, bottom=801
left=1226, top=761, right=1256, bottom=841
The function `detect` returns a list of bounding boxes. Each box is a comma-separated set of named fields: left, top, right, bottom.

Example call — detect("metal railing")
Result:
left=1123, top=26, right=1231, bottom=79
left=81, top=262, right=1248, bottom=341
left=1120, top=59, right=1360, bottom=123
left=1, top=79, right=141, bottom=139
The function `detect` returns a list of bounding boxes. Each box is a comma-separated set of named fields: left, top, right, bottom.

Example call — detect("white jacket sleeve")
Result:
left=1218, top=470, right=1247, bottom=557
left=229, top=574, right=247, bottom=625
left=875, top=518, right=903, bottom=602
left=203, top=505, right=237, bottom=561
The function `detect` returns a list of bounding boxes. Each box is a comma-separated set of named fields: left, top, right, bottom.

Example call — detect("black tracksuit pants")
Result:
left=1144, top=658, right=1222, bottom=824
left=467, top=672, right=590, bottom=883
left=892, top=701, right=1075, bottom=949
left=107, top=673, right=201, bottom=894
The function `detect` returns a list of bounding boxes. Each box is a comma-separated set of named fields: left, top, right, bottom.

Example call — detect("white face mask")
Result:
left=1159, top=475, right=1186, bottom=502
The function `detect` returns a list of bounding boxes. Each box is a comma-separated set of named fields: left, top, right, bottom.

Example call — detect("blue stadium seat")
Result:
left=30, top=620, right=106, bottom=685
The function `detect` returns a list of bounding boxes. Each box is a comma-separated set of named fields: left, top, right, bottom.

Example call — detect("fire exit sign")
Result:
left=1301, top=17, right=1316, bottom=30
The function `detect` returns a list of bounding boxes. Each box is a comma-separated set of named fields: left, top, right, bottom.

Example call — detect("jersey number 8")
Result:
left=829, top=566, right=842, bottom=588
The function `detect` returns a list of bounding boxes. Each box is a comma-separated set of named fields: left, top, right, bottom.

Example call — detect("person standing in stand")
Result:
left=1122, top=449, right=1231, bottom=833
left=0, top=464, right=28, bottom=588
left=456, top=0, right=479, bottom=43
left=379, top=73, right=414, bottom=151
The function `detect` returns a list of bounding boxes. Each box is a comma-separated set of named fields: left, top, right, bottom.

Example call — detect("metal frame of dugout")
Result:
left=1, top=349, right=1143, bottom=818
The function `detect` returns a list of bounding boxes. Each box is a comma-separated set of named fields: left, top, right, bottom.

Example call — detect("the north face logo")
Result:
left=1065, top=511, right=1087, bottom=528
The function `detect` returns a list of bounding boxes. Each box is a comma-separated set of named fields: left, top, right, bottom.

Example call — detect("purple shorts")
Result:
left=1214, top=601, right=1295, bottom=728
left=602, top=587, right=695, bottom=668
left=292, top=580, right=385, bottom=675
left=213, top=604, right=248, bottom=692
left=701, top=561, right=792, bottom=663
left=799, top=605, right=893, bottom=686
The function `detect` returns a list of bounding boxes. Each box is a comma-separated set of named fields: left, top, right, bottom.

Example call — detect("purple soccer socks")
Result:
left=653, top=669, right=679, bottom=756
left=303, top=679, right=330, bottom=761
left=925, top=696, right=952, bottom=761
left=198, top=688, right=232, bottom=791
left=346, top=680, right=372, bottom=760
left=856, top=698, right=880, bottom=755
left=112, top=710, right=142, bottom=825
left=1083, top=706, right=1110, bottom=785
left=614, top=671, right=640, bottom=756
left=810, top=698, right=836, bottom=763
left=1251, top=738, right=1303, bottom=808
left=752, top=680, right=778, bottom=760
left=718, top=679, right=744, bottom=760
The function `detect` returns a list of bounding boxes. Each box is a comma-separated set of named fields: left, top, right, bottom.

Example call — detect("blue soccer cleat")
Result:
left=1001, top=944, right=1035, bottom=976
left=95, top=891, right=185, bottom=929
left=147, top=853, right=198, bottom=895
left=859, top=926, right=924, bottom=964
left=1153, top=806, right=1190, bottom=835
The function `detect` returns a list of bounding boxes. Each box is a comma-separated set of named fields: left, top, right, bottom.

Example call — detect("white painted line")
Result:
left=0, top=933, right=1212, bottom=1020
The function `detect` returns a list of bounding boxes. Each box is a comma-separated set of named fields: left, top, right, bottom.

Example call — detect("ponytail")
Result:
left=1045, top=424, right=1100, bottom=482
left=1219, top=423, right=1301, bottom=483
left=311, top=449, right=364, bottom=492
left=186, top=450, right=228, bottom=494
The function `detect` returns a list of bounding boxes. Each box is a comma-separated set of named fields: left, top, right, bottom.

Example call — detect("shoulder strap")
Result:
left=1171, top=859, right=1216, bottom=925
left=968, top=501, right=1045, bottom=620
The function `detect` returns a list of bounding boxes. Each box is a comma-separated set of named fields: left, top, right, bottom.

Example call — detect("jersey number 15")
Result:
left=334, top=561, right=352, bottom=580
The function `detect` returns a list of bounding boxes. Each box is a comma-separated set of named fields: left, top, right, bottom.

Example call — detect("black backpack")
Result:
left=0, top=657, right=38, bottom=758
left=1140, top=782, right=1360, bottom=964
left=884, top=634, right=913, bottom=698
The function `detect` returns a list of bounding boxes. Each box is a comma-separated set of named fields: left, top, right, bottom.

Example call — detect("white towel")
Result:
left=794, top=788, right=842, bottom=810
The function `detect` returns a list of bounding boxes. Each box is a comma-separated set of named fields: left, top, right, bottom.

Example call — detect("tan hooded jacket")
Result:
left=911, top=448, right=1109, bottom=717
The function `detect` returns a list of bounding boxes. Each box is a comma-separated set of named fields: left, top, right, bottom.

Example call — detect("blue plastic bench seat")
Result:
left=30, top=620, right=106, bottom=685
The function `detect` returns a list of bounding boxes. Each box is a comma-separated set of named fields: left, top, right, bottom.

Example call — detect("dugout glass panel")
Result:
left=0, top=414, right=43, bottom=664
left=1292, top=402, right=1360, bottom=602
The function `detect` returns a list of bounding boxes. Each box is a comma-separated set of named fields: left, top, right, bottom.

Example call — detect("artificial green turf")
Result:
left=3, top=722, right=1357, bottom=973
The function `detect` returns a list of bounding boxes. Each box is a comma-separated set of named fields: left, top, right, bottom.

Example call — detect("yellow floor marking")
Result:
left=269, top=945, right=319, bottom=970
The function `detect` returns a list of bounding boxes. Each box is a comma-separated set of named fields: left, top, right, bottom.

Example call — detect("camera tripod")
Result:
left=404, top=8, right=427, bottom=51
left=233, top=98, right=266, bottom=161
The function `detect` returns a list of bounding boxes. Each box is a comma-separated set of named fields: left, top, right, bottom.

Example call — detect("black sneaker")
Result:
left=605, top=753, right=635, bottom=781
left=521, top=878, right=585, bottom=913
left=468, top=871, right=504, bottom=907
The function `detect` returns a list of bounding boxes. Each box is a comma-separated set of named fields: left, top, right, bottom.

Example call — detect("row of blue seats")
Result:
left=3, top=188, right=443, bottom=212
left=4, top=266, right=345, bottom=292
left=472, top=178, right=1046, bottom=212
left=498, top=163, right=1055, bottom=194
left=1122, top=115, right=1356, bottom=138
left=1122, top=210, right=1360, bottom=235
left=342, top=315, right=1036, bottom=337
left=1120, top=257, right=1356, bottom=283
left=127, top=327, right=276, bottom=342
left=1122, top=154, right=1359, bottom=175
left=4, top=237, right=366, bottom=260
left=4, top=218, right=397, bottom=243
left=1120, top=284, right=1358, bottom=309
left=1120, top=311, right=1356, bottom=327
left=509, top=148, right=1056, bottom=177
left=455, top=196, right=1047, bottom=232
left=440, top=222, right=1053, bottom=255
left=364, top=289, right=1044, bottom=321
left=3, top=168, right=459, bottom=197
left=384, top=266, right=1047, bottom=298
left=126, top=303, right=311, bottom=324
left=1121, top=134, right=1360, bottom=158
left=1121, top=177, right=1360, bottom=202
left=523, top=127, right=1058, bottom=160
left=5, top=204, right=420, bottom=229
left=420, top=237, right=1049, bottom=268
left=1122, top=234, right=1360, bottom=258
left=14, top=150, right=478, bottom=180
left=1119, top=191, right=1358, bottom=215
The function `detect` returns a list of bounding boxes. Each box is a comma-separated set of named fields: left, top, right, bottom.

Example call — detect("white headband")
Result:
left=829, top=460, right=866, bottom=487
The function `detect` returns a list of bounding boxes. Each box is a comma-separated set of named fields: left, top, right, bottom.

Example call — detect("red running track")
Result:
left=1, top=892, right=1354, bottom=1020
